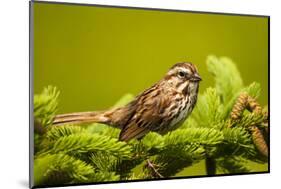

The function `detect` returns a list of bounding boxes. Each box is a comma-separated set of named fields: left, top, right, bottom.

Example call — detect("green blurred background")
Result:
left=33, top=2, right=268, bottom=175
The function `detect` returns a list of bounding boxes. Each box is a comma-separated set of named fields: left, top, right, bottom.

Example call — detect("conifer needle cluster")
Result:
left=33, top=55, right=268, bottom=186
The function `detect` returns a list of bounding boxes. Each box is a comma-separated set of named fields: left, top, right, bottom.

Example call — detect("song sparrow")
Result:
left=53, top=62, right=202, bottom=141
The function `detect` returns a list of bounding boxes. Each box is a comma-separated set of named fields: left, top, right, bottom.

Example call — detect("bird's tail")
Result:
left=52, top=111, right=110, bottom=126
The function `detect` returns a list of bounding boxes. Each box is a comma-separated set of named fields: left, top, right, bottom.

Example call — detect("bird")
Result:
left=53, top=62, right=202, bottom=142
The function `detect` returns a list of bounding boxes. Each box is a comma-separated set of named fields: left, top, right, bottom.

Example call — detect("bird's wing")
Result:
left=119, top=86, right=171, bottom=141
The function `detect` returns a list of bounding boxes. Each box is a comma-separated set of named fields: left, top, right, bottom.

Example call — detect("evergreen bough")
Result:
left=33, top=55, right=268, bottom=186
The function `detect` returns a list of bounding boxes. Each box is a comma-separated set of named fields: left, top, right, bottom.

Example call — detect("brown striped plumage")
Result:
left=53, top=62, right=201, bottom=141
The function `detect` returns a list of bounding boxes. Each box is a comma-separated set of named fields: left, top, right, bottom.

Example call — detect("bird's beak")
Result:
left=191, top=73, right=202, bottom=82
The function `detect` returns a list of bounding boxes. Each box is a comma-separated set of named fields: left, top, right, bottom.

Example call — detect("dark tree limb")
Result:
left=205, top=157, right=216, bottom=175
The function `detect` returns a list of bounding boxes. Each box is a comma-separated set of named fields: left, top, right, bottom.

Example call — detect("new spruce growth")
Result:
left=33, top=55, right=268, bottom=186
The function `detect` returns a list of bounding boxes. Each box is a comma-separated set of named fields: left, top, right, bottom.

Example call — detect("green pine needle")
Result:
left=48, top=133, right=132, bottom=159
left=34, top=86, right=60, bottom=127
left=207, top=55, right=243, bottom=104
left=34, top=153, right=95, bottom=185
left=191, top=88, right=224, bottom=129
left=164, top=127, right=224, bottom=146
left=45, top=125, right=86, bottom=141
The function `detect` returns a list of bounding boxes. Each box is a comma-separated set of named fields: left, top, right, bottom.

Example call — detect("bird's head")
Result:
left=164, top=62, right=202, bottom=95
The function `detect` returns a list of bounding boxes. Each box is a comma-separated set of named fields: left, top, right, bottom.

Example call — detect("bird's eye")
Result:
left=178, top=71, right=186, bottom=78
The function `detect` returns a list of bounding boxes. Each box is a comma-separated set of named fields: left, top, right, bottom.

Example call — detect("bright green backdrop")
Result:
left=33, top=2, right=269, bottom=177
left=33, top=2, right=268, bottom=115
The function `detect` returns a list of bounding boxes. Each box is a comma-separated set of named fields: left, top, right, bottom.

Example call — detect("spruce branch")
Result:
left=145, top=153, right=194, bottom=178
left=219, top=127, right=256, bottom=158
left=146, top=142, right=205, bottom=178
left=242, top=82, right=261, bottom=100
left=164, top=127, right=224, bottom=147
left=216, top=156, right=250, bottom=173
left=142, top=128, right=223, bottom=178
left=222, top=127, right=252, bottom=148
left=141, top=132, right=164, bottom=154
left=145, top=159, right=164, bottom=178
left=40, top=133, right=132, bottom=159
left=38, top=125, right=86, bottom=153
left=58, top=134, right=131, bottom=158
left=90, top=152, right=119, bottom=172
left=88, top=152, right=121, bottom=181
left=87, top=172, right=120, bottom=182
left=223, top=82, right=261, bottom=119
left=228, top=92, right=268, bottom=157
left=34, top=86, right=60, bottom=128
left=191, top=88, right=224, bottom=129
left=207, top=55, right=243, bottom=104
left=45, top=125, right=86, bottom=141
left=32, top=55, right=269, bottom=184
left=34, top=153, right=95, bottom=186
left=233, top=112, right=266, bottom=130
